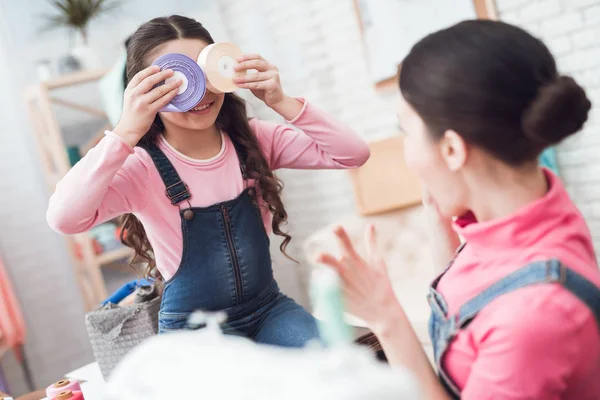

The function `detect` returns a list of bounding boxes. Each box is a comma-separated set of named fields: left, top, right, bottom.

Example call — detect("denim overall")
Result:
left=428, top=243, right=600, bottom=398
left=140, top=141, right=319, bottom=347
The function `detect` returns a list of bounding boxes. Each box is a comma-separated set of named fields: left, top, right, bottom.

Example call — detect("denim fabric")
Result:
left=428, top=246, right=600, bottom=399
left=140, top=141, right=318, bottom=347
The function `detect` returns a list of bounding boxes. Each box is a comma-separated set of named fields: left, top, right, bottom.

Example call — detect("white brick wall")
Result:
left=220, top=0, right=600, bottom=288
left=218, top=0, right=399, bottom=305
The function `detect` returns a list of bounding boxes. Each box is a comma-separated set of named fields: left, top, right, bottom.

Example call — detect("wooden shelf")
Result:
left=42, top=68, right=110, bottom=90
left=24, top=68, right=117, bottom=310
left=97, top=246, right=133, bottom=265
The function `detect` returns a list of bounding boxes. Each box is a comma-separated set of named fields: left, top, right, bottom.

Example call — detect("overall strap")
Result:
left=431, top=241, right=467, bottom=290
left=450, top=259, right=600, bottom=334
left=138, top=137, right=249, bottom=206
left=138, top=141, right=190, bottom=206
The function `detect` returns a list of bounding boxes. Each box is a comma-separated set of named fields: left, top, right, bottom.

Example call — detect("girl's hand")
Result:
left=233, top=54, right=285, bottom=108
left=113, top=66, right=182, bottom=147
left=316, top=225, right=401, bottom=335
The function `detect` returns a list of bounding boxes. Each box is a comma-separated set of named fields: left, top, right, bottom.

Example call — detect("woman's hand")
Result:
left=113, top=66, right=182, bottom=147
left=316, top=225, right=402, bottom=335
left=422, top=187, right=462, bottom=273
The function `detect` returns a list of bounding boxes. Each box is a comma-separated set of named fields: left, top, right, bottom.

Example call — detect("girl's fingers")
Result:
left=234, top=59, right=270, bottom=72
left=236, top=53, right=265, bottom=63
left=143, top=79, right=182, bottom=104
left=236, top=81, right=269, bottom=90
left=233, top=71, right=273, bottom=84
left=128, top=65, right=160, bottom=88
left=151, top=86, right=180, bottom=110
left=135, top=69, right=175, bottom=95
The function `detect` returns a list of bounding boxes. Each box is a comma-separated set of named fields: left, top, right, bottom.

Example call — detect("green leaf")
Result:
left=39, top=0, right=123, bottom=33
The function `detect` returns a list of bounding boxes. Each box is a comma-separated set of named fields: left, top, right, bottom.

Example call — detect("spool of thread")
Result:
left=54, top=390, right=84, bottom=400
left=152, top=53, right=206, bottom=113
left=46, top=379, right=81, bottom=399
left=310, top=267, right=353, bottom=347
left=197, top=42, right=242, bottom=93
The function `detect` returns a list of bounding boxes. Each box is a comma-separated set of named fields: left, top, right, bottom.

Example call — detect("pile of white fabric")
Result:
left=104, top=317, right=421, bottom=400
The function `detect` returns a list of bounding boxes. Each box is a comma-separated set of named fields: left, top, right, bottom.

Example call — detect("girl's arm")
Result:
left=251, top=97, right=370, bottom=170
left=46, top=133, right=149, bottom=234
left=233, top=54, right=370, bottom=170
left=48, top=65, right=181, bottom=234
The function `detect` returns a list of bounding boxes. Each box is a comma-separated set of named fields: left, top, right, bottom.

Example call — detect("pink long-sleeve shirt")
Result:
left=47, top=100, right=370, bottom=280
left=438, top=169, right=600, bottom=399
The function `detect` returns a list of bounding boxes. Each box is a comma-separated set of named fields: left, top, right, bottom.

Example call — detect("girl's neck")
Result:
left=163, top=124, right=222, bottom=160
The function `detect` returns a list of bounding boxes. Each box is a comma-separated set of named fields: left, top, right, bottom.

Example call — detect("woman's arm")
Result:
left=317, top=226, right=451, bottom=400
left=375, top=303, right=452, bottom=400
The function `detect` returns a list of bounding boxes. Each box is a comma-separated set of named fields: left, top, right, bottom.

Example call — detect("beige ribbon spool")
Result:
left=198, top=43, right=242, bottom=93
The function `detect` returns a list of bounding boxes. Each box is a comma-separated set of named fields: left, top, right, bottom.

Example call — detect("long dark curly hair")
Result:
left=120, top=15, right=290, bottom=279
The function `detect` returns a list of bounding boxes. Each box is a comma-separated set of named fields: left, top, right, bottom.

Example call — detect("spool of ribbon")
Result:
left=198, top=43, right=242, bottom=93
left=152, top=53, right=206, bottom=112
left=46, top=379, right=81, bottom=399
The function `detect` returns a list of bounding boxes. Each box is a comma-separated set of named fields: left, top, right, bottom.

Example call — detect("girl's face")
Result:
left=148, top=38, right=225, bottom=132
left=398, top=93, right=470, bottom=218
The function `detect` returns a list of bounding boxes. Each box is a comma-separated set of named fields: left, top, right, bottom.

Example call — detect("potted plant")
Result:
left=41, top=0, right=121, bottom=69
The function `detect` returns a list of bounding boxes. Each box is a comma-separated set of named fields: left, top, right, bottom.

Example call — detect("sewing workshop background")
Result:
left=0, top=0, right=599, bottom=394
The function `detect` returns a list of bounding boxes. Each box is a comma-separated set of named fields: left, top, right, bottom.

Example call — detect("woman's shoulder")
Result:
left=472, top=282, right=598, bottom=346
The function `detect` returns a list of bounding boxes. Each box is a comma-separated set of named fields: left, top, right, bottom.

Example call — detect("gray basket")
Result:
left=85, top=293, right=161, bottom=379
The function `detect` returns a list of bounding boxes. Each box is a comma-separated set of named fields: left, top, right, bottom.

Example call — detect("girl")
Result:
left=318, top=20, right=600, bottom=399
left=47, top=15, right=370, bottom=346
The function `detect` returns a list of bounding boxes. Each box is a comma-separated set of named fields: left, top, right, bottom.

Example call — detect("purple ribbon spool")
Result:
left=152, top=53, right=206, bottom=112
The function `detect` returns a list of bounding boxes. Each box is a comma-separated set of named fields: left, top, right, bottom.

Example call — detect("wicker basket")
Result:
left=85, top=294, right=160, bottom=379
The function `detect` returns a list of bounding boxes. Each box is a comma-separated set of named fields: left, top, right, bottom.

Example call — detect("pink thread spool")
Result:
left=46, top=379, right=81, bottom=399
left=54, top=390, right=84, bottom=400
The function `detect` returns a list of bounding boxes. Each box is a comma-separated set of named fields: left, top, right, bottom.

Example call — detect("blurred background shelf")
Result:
left=24, top=69, right=134, bottom=311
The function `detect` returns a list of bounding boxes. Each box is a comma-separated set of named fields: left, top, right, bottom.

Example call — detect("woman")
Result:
left=318, top=20, right=600, bottom=399
left=47, top=15, right=370, bottom=345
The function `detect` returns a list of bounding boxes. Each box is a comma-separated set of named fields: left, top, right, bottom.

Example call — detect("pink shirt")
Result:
left=47, top=99, right=370, bottom=280
left=438, top=170, right=600, bottom=399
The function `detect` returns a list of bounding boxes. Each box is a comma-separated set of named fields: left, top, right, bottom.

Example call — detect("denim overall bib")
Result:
left=141, top=141, right=319, bottom=347
left=428, top=243, right=600, bottom=398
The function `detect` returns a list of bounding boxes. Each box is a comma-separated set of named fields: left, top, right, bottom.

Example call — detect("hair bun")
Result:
left=523, top=76, right=591, bottom=148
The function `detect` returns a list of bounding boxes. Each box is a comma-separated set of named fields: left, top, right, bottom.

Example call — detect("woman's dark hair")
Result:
left=120, top=15, right=290, bottom=279
left=399, top=20, right=591, bottom=165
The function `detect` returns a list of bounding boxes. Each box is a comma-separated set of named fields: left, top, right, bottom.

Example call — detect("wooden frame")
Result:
left=24, top=69, right=133, bottom=311
left=349, top=136, right=422, bottom=216
left=353, top=0, right=499, bottom=91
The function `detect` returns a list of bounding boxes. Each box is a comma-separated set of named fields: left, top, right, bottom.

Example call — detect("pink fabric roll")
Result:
left=0, top=257, right=25, bottom=352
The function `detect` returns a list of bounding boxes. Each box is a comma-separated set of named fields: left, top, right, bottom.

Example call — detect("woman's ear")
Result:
left=440, top=130, right=467, bottom=171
